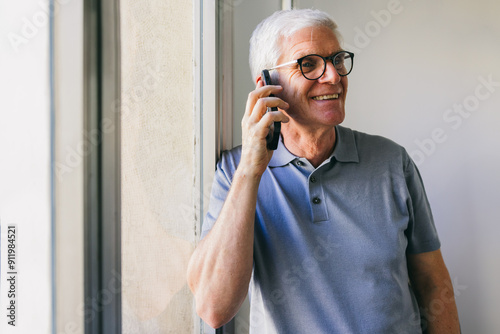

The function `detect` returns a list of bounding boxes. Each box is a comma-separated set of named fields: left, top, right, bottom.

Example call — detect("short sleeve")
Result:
left=404, top=153, right=441, bottom=254
left=200, top=148, right=241, bottom=239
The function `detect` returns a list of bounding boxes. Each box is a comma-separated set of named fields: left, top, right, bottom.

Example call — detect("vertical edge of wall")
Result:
left=193, top=0, right=203, bottom=330
left=197, top=0, right=218, bottom=332
left=54, top=0, right=85, bottom=333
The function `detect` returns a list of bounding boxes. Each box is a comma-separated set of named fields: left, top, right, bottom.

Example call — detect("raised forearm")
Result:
left=188, top=82, right=289, bottom=328
left=187, top=169, right=260, bottom=328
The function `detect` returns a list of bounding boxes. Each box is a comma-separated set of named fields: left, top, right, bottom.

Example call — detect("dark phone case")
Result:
left=261, top=69, right=281, bottom=150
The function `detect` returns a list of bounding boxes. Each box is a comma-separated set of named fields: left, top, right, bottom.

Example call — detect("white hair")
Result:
left=249, top=9, right=343, bottom=81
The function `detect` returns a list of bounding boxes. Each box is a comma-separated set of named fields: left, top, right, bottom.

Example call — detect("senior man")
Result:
left=187, top=9, right=460, bottom=334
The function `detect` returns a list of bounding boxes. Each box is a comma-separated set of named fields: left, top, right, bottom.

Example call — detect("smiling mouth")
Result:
left=312, top=94, right=339, bottom=101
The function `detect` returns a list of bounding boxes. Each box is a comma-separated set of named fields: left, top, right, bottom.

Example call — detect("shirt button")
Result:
left=310, top=176, right=316, bottom=183
left=296, top=161, right=304, bottom=166
left=312, top=197, right=321, bottom=204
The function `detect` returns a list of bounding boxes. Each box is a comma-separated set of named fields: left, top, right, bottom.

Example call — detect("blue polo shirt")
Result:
left=201, top=125, right=440, bottom=333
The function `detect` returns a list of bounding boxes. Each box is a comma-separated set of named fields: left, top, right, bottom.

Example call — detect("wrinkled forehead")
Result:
left=278, top=25, right=341, bottom=61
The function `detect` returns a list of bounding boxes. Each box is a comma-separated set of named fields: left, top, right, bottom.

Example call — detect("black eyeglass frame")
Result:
left=267, top=50, right=355, bottom=81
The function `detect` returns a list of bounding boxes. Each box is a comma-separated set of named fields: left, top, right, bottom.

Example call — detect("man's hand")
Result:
left=187, top=82, right=288, bottom=329
left=239, top=81, right=289, bottom=178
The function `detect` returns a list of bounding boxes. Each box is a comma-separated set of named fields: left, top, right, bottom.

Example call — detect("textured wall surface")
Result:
left=120, top=0, right=195, bottom=332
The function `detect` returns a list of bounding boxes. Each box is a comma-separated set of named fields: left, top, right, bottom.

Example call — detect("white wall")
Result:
left=0, top=1, right=53, bottom=333
left=232, top=0, right=500, bottom=332
left=1, top=1, right=86, bottom=333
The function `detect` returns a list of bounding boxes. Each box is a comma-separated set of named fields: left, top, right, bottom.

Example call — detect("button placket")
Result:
left=308, top=170, right=328, bottom=222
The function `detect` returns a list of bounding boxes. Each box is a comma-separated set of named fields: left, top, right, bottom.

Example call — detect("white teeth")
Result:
left=312, top=94, right=339, bottom=100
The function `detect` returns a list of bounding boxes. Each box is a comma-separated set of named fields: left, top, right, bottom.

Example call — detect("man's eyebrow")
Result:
left=327, top=49, right=346, bottom=57
left=295, top=49, right=345, bottom=59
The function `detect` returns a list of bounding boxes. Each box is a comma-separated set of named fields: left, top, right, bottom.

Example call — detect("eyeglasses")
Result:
left=267, top=51, right=354, bottom=80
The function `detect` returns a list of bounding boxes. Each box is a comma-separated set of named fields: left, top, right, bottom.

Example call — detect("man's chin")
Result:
left=321, top=109, right=345, bottom=126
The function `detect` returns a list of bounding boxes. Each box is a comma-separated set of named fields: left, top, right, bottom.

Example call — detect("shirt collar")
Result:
left=268, top=125, right=360, bottom=167
left=268, top=135, right=297, bottom=167
left=331, top=125, right=360, bottom=163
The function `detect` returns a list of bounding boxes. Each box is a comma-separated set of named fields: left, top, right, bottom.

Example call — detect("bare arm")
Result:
left=187, top=82, right=289, bottom=329
left=407, top=249, right=460, bottom=334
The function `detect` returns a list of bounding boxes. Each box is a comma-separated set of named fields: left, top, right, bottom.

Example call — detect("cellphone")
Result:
left=261, top=69, right=281, bottom=150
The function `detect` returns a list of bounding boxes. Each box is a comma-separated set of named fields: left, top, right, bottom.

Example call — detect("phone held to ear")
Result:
left=260, top=69, right=281, bottom=150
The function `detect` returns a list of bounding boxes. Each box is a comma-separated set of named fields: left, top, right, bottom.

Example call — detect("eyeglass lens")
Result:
left=300, top=52, right=353, bottom=80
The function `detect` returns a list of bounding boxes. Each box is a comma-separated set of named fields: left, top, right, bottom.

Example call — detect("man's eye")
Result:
left=334, top=56, right=345, bottom=65
left=301, top=56, right=320, bottom=69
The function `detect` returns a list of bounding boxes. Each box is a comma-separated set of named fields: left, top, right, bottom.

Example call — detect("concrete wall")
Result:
left=120, top=0, right=197, bottom=332
left=2, top=0, right=201, bottom=333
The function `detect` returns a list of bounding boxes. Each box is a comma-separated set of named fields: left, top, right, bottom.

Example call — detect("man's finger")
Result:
left=260, top=110, right=290, bottom=127
left=250, top=97, right=289, bottom=123
left=244, top=85, right=283, bottom=119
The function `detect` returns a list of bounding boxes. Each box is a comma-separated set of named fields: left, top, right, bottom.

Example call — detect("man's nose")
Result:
left=317, top=61, right=341, bottom=84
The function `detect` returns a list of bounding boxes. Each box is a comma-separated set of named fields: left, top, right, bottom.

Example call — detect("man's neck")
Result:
left=281, top=124, right=337, bottom=168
